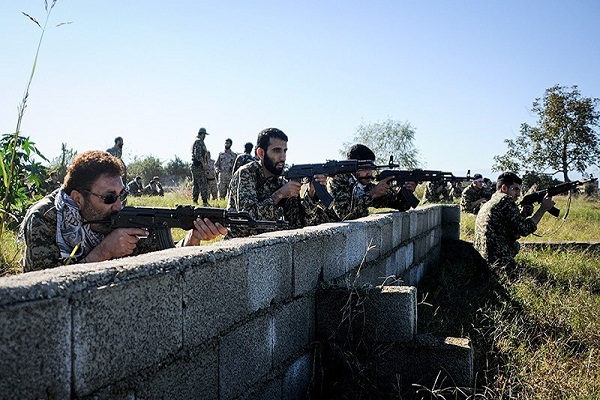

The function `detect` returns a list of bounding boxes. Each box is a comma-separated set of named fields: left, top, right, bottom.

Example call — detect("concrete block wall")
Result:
left=0, top=204, right=460, bottom=399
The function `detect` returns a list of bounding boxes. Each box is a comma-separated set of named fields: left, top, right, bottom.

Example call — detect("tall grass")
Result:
left=417, top=194, right=600, bottom=399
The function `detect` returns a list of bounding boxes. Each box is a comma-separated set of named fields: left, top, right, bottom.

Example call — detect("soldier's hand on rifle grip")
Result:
left=403, top=181, right=417, bottom=192
left=308, top=174, right=328, bottom=198
left=371, top=176, right=394, bottom=199
left=540, top=195, right=556, bottom=213
left=85, top=228, right=147, bottom=262
left=273, top=181, right=302, bottom=205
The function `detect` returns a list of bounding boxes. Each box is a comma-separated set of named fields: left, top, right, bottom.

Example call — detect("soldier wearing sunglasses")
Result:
left=20, top=150, right=227, bottom=272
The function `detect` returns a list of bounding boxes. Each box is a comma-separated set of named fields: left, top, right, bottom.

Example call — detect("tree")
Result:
left=127, top=155, right=165, bottom=186
left=493, top=85, right=600, bottom=182
left=340, top=119, right=421, bottom=168
left=48, top=143, right=77, bottom=181
left=164, top=155, right=191, bottom=186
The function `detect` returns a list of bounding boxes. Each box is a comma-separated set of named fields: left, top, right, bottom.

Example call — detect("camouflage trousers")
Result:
left=217, top=172, right=232, bottom=200
left=191, top=165, right=209, bottom=204
left=207, top=178, right=218, bottom=201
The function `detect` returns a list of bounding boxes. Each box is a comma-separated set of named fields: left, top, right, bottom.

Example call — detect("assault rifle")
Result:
left=88, top=205, right=289, bottom=249
left=519, top=178, right=597, bottom=217
left=375, top=169, right=472, bottom=209
left=284, top=159, right=398, bottom=207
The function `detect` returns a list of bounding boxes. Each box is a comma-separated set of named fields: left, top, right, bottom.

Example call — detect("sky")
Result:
left=1, top=1, right=600, bottom=179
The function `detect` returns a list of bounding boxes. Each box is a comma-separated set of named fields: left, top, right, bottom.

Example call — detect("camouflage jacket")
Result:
left=192, top=137, right=208, bottom=168
left=215, top=149, right=237, bottom=176
left=473, top=191, right=538, bottom=267
left=225, top=161, right=329, bottom=238
left=328, top=173, right=411, bottom=221
left=460, top=184, right=486, bottom=214
left=233, top=153, right=257, bottom=173
left=20, top=191, right=158, bottom=272
left=422, top=181, right=450, bottom=204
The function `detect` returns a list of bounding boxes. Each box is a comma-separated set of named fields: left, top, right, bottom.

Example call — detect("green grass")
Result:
left=417, top=193, right=600, bottom=399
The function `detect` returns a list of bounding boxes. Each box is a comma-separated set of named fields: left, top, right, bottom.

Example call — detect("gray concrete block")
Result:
left=283, top=352, right=314, bottom=400
left=321, top=223, right=350, bottom=282
left=72, top=273, right=182, bottom=396
left=247, top=242, right=293, bottom=312
left=135, top=343, right=219, bottom=400
left=183, top=254, right=251, bottom=347
left=220, top=314, right=273, bottom=400
left=273, top=296, right=315, bottom=367
left=403, top=262, right=425, bottom=286
left=0, top=298, right=71, bottom=400
left=409, top=210, right=419, bottom=239
left=401, top=212, right=411, bottom=243
left=291, top=235, right=325, bottom=297
left=316, top=286, right=417, bottom=344
left=345, top=220, right=369, bottom=268
left=441, top=204, right=461, bottom=224
left=391, top=211, right=405, bottom=248
left=378, top=334, right=473, bottom=389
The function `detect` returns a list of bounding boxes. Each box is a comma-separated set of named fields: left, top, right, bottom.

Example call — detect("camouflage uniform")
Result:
left=474, top=191, right=538, bottom=268
left=460, top=184, right=486, bottom=214
left=191, top=136, right=209, bottom=204
left=44, top=178, right=61, bottom=195
left=215, top=149, right=237, bottom=199
left=206, top=157, right=218, bottom=200
left=106, top=145, right=122, bottom=159
left=233, top=153, right=257, bottom=174
left=328, top=173, right=411, bottom=221
left=225, top=161, right=329, bottom=238
left=421, top=181, right=450, bottom=204
left=19, top=190, right=157, bottom=272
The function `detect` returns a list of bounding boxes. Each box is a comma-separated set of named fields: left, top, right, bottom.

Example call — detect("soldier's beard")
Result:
left=80, top=202, right=114, bottom=235
left=263, top=154, right=284, bottom=176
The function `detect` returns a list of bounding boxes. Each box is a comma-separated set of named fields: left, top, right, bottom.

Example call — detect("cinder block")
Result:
left=409, top=210, right=419, bottom=239
left=273, top=296, right=315, bottom=367
left=183, top=254, right=251, bottom=347
left=321, top=223, right=350, bottom=282
left=345, top=220, right=369, bottom=268
left=316, top=286, right=417, bottom=343
left=377, top=334, right=473, bottom=390
left=391, top=211, right=405, bottom=248
left=403, top=262, right=425, bottom=286
left=72, top=273, right=182, bottom=396
left=247, top=242, right=293, bottom=311
left=401, top=212, right=411, bottom=243
left=220, top=314, right=273, bottom=400
left=291, top=233, right=325, bottom=297
left=441, top=204, right=461, bottom=224
left=283, top=352, right=314, bottom=400
left=0, top=298, right=71, bottom=400
left=135, top=343, right=219, bottom=400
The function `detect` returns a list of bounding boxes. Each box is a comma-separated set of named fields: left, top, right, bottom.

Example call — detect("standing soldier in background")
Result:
left=205, top=151, right=219, bottom=201
left=215, top=138, right=237, bottom=200
left=106, top=136, right=124, bottom=159
left=233, top=142, right=257, bottom=173
left=191, top=128, right=210, bottom=206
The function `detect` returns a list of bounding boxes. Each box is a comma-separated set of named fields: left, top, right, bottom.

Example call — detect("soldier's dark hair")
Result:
left=225, top=138, right=232, bottom=144
left=63, top=150, right=125, bottom=195
left=114, top=136, right=123, bottom=144
left=347, top=144, right=375, bottom=161
left=244, top=142, right=253, bottom=153
left=256, top=128, right=288, bottom=151
left=496, top=172, right=522, bottom=190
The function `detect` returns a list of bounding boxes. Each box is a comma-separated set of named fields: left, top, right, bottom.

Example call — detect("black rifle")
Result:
left=88, top=205, right=289, bottom=249
left=519, top=178, right=597, bottom=217
left=375, top=169, right=471, bottom=209
left=284, top=159, right=398, bottom=207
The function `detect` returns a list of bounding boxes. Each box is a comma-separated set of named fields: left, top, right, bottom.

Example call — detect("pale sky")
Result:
left=2, top=1, right=599, bottom=178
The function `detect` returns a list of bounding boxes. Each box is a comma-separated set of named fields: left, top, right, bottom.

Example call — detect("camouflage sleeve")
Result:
left=501, top=198, right=538, bottom=237
left=460, top=186, right=479, bottom=213
left=229, top=166, right=279, bottom=221
left=21, top=208, right=62, bottom=272
left=328, top=174, right=371, bottom=221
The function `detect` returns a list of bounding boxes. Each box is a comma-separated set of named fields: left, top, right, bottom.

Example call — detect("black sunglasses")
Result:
left=81, top=188, right=128, bottom=205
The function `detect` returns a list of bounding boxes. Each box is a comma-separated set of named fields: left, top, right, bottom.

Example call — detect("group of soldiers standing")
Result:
left=191, top=127, right=256, bottom=206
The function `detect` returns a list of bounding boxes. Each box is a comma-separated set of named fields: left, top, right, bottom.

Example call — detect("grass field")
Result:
left=417, top=194, right=600, bottom=399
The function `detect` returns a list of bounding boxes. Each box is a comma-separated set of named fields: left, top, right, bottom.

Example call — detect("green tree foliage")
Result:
left=493, top=85, right=600, bottom=181
left=0, top=134, right=47, bottom=229
left=341, top=119, right=421, bottom=168
left=48, top=143, right=76, bottom=181
left=127, top=155, right=165, bottom=186
left=165, top=155, right=191, bottom=185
